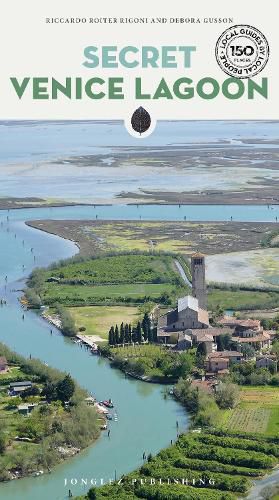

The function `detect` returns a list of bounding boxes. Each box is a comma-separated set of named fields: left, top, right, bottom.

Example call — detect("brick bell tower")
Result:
left=191, top=252, right=207, bottom=310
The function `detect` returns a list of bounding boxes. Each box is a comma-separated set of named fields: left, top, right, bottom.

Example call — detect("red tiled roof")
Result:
left=208, top=351, right=243, bottom=358
left=219, top=317, right=260, bottom=329
left=193, top=327, right=233, bottom=337
left=236, top=332, right=270, bottom=343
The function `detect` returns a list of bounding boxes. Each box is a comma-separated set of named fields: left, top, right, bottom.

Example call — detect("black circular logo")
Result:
left=215, top=25, right=269, bottom=79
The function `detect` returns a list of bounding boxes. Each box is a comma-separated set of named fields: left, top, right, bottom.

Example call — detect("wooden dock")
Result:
left=75, top=334, right=98, bottom=350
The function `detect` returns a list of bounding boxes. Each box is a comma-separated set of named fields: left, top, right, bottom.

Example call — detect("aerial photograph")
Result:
left=0, top=120, right=278, bottom=500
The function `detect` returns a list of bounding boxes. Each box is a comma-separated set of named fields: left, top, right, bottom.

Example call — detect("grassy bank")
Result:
left=99, top=344, right=195, bottom=383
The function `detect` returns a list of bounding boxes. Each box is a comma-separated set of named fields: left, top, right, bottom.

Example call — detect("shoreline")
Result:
left=1, top=194, right=279, bottom=211
left=25, top=219, right=279, bottom=257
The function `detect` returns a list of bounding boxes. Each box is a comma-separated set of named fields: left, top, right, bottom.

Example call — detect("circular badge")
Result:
left=215, top=25, right=269, bottom=79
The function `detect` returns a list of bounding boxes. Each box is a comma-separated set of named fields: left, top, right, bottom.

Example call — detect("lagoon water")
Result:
left=0, top=208, right=189, bottom=500
left=0, top=120, right=278, bottom=203
left=0, top=120, right=278, bottom=499
left=0, top=120, right=278, bottom=164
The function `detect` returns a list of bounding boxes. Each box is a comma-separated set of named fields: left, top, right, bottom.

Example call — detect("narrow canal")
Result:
left=0, top=207, right=188, bottom=500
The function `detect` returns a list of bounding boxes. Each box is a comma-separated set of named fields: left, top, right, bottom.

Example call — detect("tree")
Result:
left=215, top=382, right=240, bottom=409
left=197, top=342, right=207, bottom=356
left=108, top=326, right=115, bottom=346
left=119, top=322, right=124, bottom=344
left=216, top=333, right=232, bottom=351
left=124, top=323, right=129, bottom=343
left=56, top=304, right=76, bottom=337
left=142, top=312, right=151, bottom=342
left=196, top=342, right=207, bottom=369
left=128, top=324, right=132, bottom=343
left=56, top=374, right=75, bottom=402
left=115, top=325, right=120, bottom=345
left=22, top=386, right=40, bottom=399
left=24, top=288, right=42, bottom=309
left=87, top=488, right=97, bottom=500
left=152, top=327, right=157, bottom=343
left=240, top=343, right=256, bottom=359
left=42, top=382, right=58, bottom=402
left=160, top=291, right=171, bottom=305
left=272, top=340, right=279, bottom=359
left=0, top=433, right=6, bottom=454
left=136, top=322, right=142, bottom=343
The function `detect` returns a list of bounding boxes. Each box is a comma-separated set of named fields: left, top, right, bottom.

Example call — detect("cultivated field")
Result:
left=223, top=386, right=279, bottom=436
left=35, top=253, right=188, bottom=306
left=42, top=282, right=177, bottom=306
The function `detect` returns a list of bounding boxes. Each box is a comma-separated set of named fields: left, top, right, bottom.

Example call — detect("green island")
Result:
left=23, top=231, right=279, bottom=499
left=0, top=343, right=100, bottom=481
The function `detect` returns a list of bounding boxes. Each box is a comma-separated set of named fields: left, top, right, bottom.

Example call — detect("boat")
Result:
left=102, top=399, right=114, bottom=408
left=106, top=414, right=113, bottom=420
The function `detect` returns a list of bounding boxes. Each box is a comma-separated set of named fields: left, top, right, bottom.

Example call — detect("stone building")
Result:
left=206, top=351, right=243, bottom=374
left=157, top=295, right=209, bottom=343
left=191, top=252, right=207, bottom=310
left=219, top=317, right=271, bottom=350
left=256, top=355, right=277, bottom=371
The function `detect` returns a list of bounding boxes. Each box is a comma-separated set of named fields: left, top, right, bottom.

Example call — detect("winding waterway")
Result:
left=0, top=203, right=278, bottom=499
left=0, top=207, right=189, bottom=500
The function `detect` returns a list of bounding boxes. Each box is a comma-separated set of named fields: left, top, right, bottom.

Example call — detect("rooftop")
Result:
left=193, top=327, right=233, bottom=338
left=10, top=381, right=32, bottom=388
left=209, top=357, right=230, bottom=363
left=178, top=295, right=199, bottom=313
left=235, top=332, right=270, bottom=343
left=208, top=351, right=243, bottom=358
left=219, top=317, right=261, bottom=329
left=198, top=308, right=209, bottom=326
left=197, top=334, right=214, bottom=342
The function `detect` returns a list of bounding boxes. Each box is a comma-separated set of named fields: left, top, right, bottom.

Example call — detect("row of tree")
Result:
left=108, top=313, right=157, bottom=346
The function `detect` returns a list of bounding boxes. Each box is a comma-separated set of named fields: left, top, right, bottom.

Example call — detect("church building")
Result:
left=157, top=253, right=208, bottom=343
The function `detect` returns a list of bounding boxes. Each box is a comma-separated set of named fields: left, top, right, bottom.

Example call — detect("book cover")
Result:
left=0, top=1, right=278, bottom=500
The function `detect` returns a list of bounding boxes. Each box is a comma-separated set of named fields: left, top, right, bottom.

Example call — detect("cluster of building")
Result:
left=157, top=253, right=277, bottom=376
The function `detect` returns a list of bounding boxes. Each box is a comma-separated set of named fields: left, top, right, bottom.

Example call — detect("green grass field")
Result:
left=68, top=306, right=140, bottom=339
left=208, top=289, right=279, bottom=311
